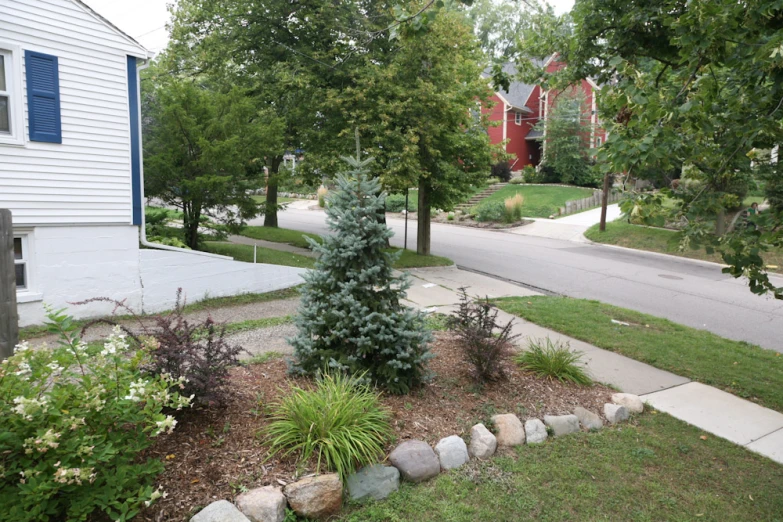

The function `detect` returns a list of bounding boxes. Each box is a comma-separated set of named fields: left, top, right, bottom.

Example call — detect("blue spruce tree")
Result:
left=289, top=154, right=432, bottom=394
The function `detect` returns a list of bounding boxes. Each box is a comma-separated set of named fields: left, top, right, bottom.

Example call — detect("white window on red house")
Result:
left=515, top=112, right=522, bottom=125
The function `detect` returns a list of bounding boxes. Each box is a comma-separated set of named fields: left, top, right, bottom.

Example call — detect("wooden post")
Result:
left=599, top=172, right=611, bottom=232
left=0, top=209, right=19, bottom=361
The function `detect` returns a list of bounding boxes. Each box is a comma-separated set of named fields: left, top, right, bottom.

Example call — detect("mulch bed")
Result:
left=139, top=332, right=612, bottom=521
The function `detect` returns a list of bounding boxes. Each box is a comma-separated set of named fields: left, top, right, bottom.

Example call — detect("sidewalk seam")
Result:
left=455, top=265, right=562, bottom=297
left=745, top=425, right=783, bottom=446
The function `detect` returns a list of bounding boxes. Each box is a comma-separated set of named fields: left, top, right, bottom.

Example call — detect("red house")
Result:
left=483, top=56, right=605, bottom=172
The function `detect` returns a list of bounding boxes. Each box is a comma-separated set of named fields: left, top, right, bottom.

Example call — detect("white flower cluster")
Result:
left=23, top=429, right=61, bottom=454
left=12, top=396, right=49, bottom=421
left=144, top=487, right=167, bottom=507
left=52, top=466, right=96, bottom=485
left=124, top=379, right=148, bottom=402
left=154, top=415, right=177, bottom=436
left=100, top=325, right=129, bottom=357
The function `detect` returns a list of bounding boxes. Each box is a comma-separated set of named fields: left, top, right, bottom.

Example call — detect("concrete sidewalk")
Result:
left=402, top=265, right=783, bottom=465
left=507, top=203, right=622, bottom=242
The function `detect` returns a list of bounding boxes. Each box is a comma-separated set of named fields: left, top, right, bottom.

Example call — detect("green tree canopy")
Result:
left=143, top=68, right=283, bottom=249
left=516, top=0, right=783, bottom=298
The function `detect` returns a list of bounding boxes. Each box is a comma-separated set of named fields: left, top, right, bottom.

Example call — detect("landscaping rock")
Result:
left=543, top=414, right=580, bottom=436
left=346, top=464, right=400, bottom=501
left=604, top=403, right=630, bottom=424
left=491, top=414, right=526, bottom=446
left=388, top=440, right=440, bottom=482
left=468, top=423, right=498, bottom=459
left=612, top=393, right=644, bottom=414
left=235, top=486, right=286, bottom=522
left=283, top=474, right=342, bottom=520
left=524, top=419, right=548, bottom=444
left=434, top=435, right=469, bottom=470
left=574, top=406, right=603, bottom=431
left=190, top=500, right=250, bottom=522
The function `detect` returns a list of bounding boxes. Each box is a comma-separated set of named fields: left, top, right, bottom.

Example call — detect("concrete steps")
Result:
left=455, top=182, right=509, bottom=212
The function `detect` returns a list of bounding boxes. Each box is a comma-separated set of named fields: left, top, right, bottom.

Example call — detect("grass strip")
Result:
left=495, top=296, right=783, bottom=413
left=238, top=226, right=322, bottom=249
left=585, top=220, right=783, bottom=273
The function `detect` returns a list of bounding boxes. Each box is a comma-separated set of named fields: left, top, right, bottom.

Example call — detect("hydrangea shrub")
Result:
left=0, top=308, right=191, bottom=521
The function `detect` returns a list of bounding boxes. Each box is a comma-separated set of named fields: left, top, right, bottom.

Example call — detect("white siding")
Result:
left=0, top=0, right=147, bottom=226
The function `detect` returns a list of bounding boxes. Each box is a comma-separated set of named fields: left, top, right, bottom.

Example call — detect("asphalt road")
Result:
left=250, top=209, right=783, bottom=352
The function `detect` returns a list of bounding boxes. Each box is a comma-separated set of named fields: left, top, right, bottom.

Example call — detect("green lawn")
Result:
left=585, top=220, right=782, bottom=272
left=238, top=226, right=322, bottom=249
left=204, top=242, right=317, bottom=269
left=476, top=185, right=594, bottom=218
left=495, top=296, right=783, bottom=412
left=343, top=412, right=783, bottom=521
left=204, top=242, right=453, bottom=270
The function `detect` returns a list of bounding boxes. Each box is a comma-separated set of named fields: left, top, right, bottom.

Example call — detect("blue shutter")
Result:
left=25, top=51, right=62, bottom=143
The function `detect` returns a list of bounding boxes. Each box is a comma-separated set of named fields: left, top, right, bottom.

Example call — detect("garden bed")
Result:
left=388, top=211, right=534, bottom=229
left=138, top=332, right=613, bottom=521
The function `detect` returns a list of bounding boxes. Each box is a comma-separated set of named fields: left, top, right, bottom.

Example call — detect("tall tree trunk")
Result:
left=184, top=203, right=201, bottom=250
left=264, top=156, right=282, bottom=228
left=417, top=178, right=431, bottom=256
left=599, top=172, right=611, bottom=232
left=715, top=208, right=726, bottom=236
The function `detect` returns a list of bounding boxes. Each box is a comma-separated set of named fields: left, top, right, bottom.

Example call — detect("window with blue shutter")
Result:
left=25, top=51, right=61, bottom=143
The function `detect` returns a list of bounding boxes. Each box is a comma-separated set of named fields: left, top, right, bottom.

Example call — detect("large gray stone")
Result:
left=612, top=393, right=644, bottom=414
left=574, top=407, right=603, bottom=431
left=346, top=464, right=400, bottom=501
left=190, top=500, right=250, bottom=522
left=604, top=403, right=630, bottom=424
left=491, top=414, right=526, bottom=446
left=283, top=474, right=342, bottom=520
left=388, top=440, right=440, bottom=482
left=235, top=486, right=286, bottom=522
left=543, top=414, right=580, bottom=436
left=524, top=419, right=548, bottom=444
left=434, top=435, right=469, bottom=470
left=468, top=423, right=497, bottom=459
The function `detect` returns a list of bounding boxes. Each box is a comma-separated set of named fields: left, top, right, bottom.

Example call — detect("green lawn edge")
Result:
left=342, top=412, right=783, bottom=521
left=476, top=185, right=594, bottom=218
left=495, top=296, right=783, bottom=413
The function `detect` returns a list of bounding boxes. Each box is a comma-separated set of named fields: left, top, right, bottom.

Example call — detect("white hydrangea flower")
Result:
left=13, top=341, right=30, bottom=354
left=12, top=396, right=49, bottom=420
left=14, top=362, right=32, bottom=379
left=154, top=415, right=177, bottom=435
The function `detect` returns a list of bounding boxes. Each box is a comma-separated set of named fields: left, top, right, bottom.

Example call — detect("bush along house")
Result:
left=0, top=0, right=304, bottom=326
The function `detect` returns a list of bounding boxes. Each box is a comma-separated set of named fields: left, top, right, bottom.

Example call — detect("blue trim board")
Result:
left=127, top=56, right=142, bottom=226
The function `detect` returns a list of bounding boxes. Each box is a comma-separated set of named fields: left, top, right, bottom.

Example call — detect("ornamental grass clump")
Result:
left=265, top=372, right=392, bottom=481
left=517, top=337, right=593, bottom=385
left=0, top=308, right=192, bottom=522
left=504, top=193, right=525, bottom=222
left=289, top=153, right=432, bottom=394
left=317, top=186, right=328, bottom=207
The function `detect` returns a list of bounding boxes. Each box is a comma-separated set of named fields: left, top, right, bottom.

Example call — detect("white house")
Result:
left=0, top=0, right=305, bottom=326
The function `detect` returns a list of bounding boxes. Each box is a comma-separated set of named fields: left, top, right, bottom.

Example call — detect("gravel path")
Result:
left=26, top=297, right=302, bottom=347
left=230, top=323, right=298, bottom=360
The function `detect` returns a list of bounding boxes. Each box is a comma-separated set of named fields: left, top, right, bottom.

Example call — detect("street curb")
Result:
left=583, top=238, right=783, bottom=284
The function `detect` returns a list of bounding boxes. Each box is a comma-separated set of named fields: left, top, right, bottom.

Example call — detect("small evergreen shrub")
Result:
left=522, top=165, right=537, bottom=183
left=474, top=201, right=506, bottom=222
left=491, top=161, right=513, bottom=182
left=289, top=155, right=432, bottom=394
left=0, top=308, right=191, bottom=522
left=80, top=291, right=243, bottom=406
left=448, top=289, right=520, bottom=384
left=447, top=212, right=455, bottom=221
left=266, top=372, right=392, bottom=481
left=516, top=337, right=593, bottom=385
left=504, top=194, right=524, bottom=222
left=317, top=186, right=328, bottom=208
